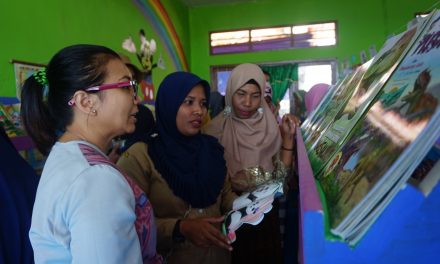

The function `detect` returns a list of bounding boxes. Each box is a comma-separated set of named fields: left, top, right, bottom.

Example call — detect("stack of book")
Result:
left=302, top=10, right=440, bottom=246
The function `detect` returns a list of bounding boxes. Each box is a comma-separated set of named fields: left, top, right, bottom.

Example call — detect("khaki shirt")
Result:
left=117, top=142, right=236, bottom=264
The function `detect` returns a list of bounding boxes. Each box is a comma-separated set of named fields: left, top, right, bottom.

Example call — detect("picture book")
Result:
left=316, top=10, right=440, bottom=246
left=308, top=19, right=427, bottom=177
left=302, top=61, right=371, bottom=151
left=222, top=180, right=283, bottom=242
left=408, top=137, right=440, bottom=195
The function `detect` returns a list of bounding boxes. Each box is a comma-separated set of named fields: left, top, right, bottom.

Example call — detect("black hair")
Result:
left=245, top=79, right=260, bottom=87
left=20, top=44, right=120, bottom=155
left=118, top=104, right=155, bottom=154
left=262, top=70, right=271, bottom=78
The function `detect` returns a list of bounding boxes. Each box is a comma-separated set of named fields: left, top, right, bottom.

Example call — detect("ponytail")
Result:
left=20, top=44, right=121, bottom=155
left=20, top=75, right=56, bottom=155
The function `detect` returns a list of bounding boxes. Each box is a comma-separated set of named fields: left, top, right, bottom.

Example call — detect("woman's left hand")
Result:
left=280, top=114, right=300, bottom=143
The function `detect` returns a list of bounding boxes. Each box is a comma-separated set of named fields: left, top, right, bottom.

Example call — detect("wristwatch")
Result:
left=172, top=219, right=185, bottom=242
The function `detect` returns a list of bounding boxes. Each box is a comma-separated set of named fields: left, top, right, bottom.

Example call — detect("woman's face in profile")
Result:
left=176, top=84, right=208, bottom=136
left=232, top=83, right=261, bottom=119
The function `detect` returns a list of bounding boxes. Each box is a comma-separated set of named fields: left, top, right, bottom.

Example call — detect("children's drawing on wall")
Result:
left=122, top=29, right=165, bottom=103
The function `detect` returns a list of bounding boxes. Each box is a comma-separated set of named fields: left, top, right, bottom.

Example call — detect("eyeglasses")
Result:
left=85, top=80, right=138, bottom=99
left=68, top=80, right=138, bottom=106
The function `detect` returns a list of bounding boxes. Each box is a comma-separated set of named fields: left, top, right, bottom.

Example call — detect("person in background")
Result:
left=117, top=72, right=235, bottom=264
left=305, top=83, right=330, bottom=115
left=204, top=63, right=299, bottom=264
left=292, top=89, right=307, bottom=122
left=262, top=70, right=279, bottom=117
left=209, top=90, right=225, bottom=119
left=117, top=104, right=155, bottom=154
left=0, top=125, right=39, bottom=264
left=107, top=55, right=156, bottom=162
left=108, top=54, right=155, bottom=163
left=21, top=44, right=162, bottom=263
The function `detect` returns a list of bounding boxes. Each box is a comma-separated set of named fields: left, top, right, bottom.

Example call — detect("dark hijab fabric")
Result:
left=0, top=126, right=39, bottom=264
left=148, top=72, right=227, bottom=208
left=119, top=104, right=155, bottom=154
left=209, top=90, right=225, bottom=118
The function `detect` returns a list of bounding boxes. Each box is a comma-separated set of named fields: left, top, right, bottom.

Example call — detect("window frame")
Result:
left=210, top=59, right=338, bottom=93
left=209, top=20, right=338, bottom=55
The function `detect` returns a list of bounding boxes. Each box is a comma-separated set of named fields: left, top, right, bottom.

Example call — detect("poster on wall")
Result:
left=12, top=60, right=45, bottom=100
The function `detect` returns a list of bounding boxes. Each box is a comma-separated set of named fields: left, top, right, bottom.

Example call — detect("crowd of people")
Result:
left=1, top=44, right=328, bottom=264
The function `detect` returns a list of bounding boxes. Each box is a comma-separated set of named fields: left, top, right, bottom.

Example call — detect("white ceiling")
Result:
left=179, top=0, right=262, bottom=7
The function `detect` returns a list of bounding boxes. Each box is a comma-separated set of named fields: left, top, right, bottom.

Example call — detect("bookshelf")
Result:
left=295, top=128, right=440, bottom=264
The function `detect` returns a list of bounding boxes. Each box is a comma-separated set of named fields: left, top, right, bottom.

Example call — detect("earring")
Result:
left=223, top=106, right=232, bottom=116
left=91, top=109, right=97, bottom=114
left=258, top=107, right=263, bottom=114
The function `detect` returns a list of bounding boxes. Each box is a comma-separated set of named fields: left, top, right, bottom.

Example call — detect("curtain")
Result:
left=261, top=63, right=298, bottom=104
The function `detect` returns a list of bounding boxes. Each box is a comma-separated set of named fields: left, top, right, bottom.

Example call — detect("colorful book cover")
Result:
left=408, top=138, right=440, bottom=195
left=303, top=61, right=371, bottom=152
left=317, top=11, right=440, bottom=245
left=308, top=20, right=427, bottom=177
left=301, top=72, right=358, bottom=141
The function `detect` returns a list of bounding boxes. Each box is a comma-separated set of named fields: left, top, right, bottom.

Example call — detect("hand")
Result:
left=280, top=114, right=300, bottom=144
left=231, top=170, right=253, bottom=192
left=180, top=216, right=232, bottom=251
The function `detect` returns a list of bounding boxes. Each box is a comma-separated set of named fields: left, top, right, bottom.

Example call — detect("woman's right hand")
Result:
left=180, top=216, right=233, bottom=251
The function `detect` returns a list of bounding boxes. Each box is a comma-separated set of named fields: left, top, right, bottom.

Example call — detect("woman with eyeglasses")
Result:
left=21, top=44, right=162, bottom=263
left=117, top=72, right=235, bottom=264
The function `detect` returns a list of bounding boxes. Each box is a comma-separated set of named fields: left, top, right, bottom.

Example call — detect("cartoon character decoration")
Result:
left=122, top=29, right=165, bottom=102
left=222, top=181, right=283, bottom=242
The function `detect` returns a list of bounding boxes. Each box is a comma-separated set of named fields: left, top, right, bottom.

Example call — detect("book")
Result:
left=308, top=19, right=427, bottom=177
left=317, top=10, right=440, bottom=246
left=408, top=137, right=440, bottom=195
left=222, top=180, right=283, bottom=242
left=302, top=61, right=371, bottom=151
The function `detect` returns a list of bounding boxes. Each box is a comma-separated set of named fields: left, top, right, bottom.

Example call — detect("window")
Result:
left=210, top=30, right=250, bottom=54
left=210, top=21, right=337, bottom=55
left=298, top=63, right=334, bottom=92
left=282, top=61, right=336, bottom=117
left=210, top=60, right=337, bottom=117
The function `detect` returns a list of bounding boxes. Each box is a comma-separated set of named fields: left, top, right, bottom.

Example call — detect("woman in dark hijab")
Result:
left=209, top=90, right=225, bottom=119
left=0, top=125, right=39, bottom=264
left=117, top=72, right=236, bottom=264
left=117, top=104, right=155, bottom=155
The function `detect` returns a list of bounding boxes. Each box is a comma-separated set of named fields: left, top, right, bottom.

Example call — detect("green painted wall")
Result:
left=0, top=0, right=190, bottom=98
left=1, top=0, right=437, bottom=97
left=188, top=0, right=438, bottom=81
left=161, top=0, right=191, bottom=63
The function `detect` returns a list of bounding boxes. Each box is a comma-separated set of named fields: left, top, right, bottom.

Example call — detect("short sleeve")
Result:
left=62, top=165, right=142, bottom=264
